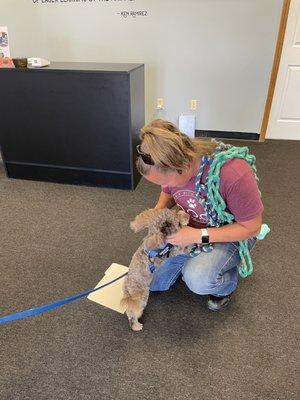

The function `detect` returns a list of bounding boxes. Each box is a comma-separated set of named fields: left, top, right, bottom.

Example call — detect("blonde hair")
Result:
left=136, top=119, right=219, bottom=175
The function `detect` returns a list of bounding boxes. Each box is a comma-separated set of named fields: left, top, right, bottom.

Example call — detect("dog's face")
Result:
left=130, top=208, right=190, bottom=239
left=154, top=210, right=186, bottom=238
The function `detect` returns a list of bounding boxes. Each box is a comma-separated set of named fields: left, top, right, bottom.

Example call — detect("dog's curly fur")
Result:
left=121, top=208, right=190, bottom=331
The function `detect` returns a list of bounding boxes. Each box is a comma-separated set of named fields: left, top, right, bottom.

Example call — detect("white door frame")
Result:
left=259, top=0, right=291, bottom=142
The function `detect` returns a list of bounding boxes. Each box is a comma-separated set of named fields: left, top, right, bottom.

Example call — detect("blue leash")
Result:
left=0, top=272, right=128, bottom=325
left=1, top=243, right=174, bottom=325
left=1, top=226, right=271, bottom=326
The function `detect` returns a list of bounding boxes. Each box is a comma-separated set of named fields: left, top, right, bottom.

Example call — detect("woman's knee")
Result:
left=182, top=261, right=238, bottom=295
left=181, top=242, right=241, bottom=295
left=182, top=260, right=215, bottom=294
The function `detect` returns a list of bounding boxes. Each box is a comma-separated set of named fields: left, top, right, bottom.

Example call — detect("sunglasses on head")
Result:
left=136, top=144, right=155, bottom=165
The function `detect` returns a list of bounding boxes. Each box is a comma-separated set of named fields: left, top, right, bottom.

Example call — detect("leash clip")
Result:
left=189, top=243, right=214, bottom=257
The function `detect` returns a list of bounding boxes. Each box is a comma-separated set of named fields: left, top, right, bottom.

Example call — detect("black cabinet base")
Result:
left=0, top=62, right=145, bottom=191
left=5, top=162, right=137, bottom=190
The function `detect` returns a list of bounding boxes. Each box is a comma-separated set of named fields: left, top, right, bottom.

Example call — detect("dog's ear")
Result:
left=177, top=210, right=190, bottom=227
left=130, top=208, right=162, bottom=232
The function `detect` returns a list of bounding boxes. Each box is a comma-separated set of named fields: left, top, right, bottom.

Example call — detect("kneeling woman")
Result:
left=136, top=119, right=264, bottom=311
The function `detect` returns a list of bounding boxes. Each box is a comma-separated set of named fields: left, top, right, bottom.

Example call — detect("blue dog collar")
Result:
left=146, top=243, right=174, bottom=259
left=146, top=243, right=174, bottom=273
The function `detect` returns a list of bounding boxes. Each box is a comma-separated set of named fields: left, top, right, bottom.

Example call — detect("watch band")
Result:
left=201, top=228, right=210, bottom=244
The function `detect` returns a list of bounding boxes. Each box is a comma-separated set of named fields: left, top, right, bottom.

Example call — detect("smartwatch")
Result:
left=201, top=228, right=210, bottom=244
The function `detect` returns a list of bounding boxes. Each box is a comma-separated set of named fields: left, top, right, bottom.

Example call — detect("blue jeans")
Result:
left=149, top=237, right=257, bottom=296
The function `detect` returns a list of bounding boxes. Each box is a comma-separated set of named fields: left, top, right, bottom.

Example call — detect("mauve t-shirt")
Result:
left=161, top=158, right=264, bottom=228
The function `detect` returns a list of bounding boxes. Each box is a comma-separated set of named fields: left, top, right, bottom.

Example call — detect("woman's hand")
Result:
left=167, top=227, right=199, bottom=249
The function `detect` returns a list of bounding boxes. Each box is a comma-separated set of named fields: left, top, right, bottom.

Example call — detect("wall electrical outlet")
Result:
left=191, top=99, right=197, bottom=111
left=157, top=98, right=164, bottom=109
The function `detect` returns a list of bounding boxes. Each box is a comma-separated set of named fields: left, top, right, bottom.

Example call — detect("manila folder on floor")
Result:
left=87, top=263, right=128, bottom=314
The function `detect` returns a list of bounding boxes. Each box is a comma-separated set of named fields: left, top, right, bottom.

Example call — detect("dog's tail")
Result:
left=120, top=289, right=145, bottom=318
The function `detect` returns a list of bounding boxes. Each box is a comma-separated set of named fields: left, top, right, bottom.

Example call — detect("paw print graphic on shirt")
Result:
left=187, top=198, right=197, bottom=209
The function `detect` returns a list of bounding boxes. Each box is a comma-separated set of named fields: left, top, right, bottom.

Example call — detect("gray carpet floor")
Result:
left=0, top=139, right=299, bottom=400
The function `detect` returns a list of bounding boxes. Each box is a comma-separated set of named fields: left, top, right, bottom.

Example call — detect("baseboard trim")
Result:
left=5, top=161, right=135, bottom=190
left=195, top=130, right=259, bottom=141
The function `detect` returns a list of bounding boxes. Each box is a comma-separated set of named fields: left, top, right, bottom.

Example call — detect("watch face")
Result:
left=202, top=235, right=210, bottom=244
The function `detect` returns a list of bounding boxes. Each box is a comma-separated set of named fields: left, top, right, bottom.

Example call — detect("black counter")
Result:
left=0, top=62, right=145, bottom=190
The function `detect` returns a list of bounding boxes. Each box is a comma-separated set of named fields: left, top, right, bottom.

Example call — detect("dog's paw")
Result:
left=130, top=220, right=139, bottom=232
left=131, top=321, right=143, bottom=332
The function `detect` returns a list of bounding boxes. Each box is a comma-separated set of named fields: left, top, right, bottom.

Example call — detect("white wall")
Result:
left=1, top=0, right=283, bottom=133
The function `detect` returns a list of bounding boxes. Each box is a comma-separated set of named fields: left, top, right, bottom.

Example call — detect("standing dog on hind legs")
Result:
left=121, top=207, right=190, bottom=331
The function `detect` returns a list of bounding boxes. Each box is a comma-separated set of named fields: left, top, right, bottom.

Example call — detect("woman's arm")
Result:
left=204, top=160, right=263, bottom=243
left=155, top=191, right=176, bottom=210
left=167, top=214, right=262, bottom=247
left=206, top=214, right=262, bottom=242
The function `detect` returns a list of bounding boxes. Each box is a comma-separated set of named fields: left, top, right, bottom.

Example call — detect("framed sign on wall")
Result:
left=0, top=26, right=14, bottom=68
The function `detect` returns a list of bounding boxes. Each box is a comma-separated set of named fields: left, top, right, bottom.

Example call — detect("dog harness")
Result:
left=146, top=243, right=174, bottom=273
left=146, top=241, right=217, bottom=273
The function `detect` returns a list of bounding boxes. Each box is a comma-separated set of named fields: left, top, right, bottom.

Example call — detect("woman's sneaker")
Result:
left=207, top=294, right=232, bottom=311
